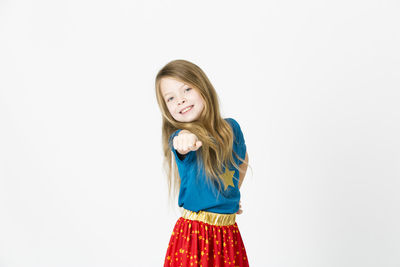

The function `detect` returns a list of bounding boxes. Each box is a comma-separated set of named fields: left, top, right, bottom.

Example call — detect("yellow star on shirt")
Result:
left=219, top=169, right=235, bottom=190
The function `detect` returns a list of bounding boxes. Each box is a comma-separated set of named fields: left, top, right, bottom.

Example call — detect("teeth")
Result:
left=181, top=106, right=192, bottom=113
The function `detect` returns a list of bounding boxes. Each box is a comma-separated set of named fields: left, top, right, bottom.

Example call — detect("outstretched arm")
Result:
left=173, top=129, right=202, bottom=155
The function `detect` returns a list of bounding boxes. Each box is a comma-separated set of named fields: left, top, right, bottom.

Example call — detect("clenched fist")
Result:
left=173, top=130, right=203, bottom=155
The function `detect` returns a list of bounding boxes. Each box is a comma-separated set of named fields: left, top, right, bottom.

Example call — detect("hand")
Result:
left=236, top=201, right=243, bottom=215
left=173, top=130, right=202, bottom=155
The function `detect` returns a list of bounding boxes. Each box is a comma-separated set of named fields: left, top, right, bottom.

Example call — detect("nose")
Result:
left=178, top=97, right=186, bottom=105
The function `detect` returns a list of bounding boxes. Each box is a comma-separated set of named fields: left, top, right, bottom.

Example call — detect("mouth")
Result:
left=180, top=105, right=194, bottom=114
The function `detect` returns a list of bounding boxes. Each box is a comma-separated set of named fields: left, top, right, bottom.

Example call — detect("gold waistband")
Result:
left=181, top=208, right=236, bottom=226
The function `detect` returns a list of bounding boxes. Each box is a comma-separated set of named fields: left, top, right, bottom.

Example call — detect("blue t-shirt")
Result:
left=168, top=118, right=247, bottom=214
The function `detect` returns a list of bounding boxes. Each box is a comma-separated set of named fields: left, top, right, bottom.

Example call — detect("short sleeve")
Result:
left=226, top=118, right=247, bottom=161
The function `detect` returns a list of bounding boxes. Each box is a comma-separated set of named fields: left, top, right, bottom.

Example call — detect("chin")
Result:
left=176, top=116, right=194, bottom=123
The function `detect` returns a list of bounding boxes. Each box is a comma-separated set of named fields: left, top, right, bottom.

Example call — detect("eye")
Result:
left=167, top=96, right=173, bottom=102
left=185, top=88, right=191, bottom=92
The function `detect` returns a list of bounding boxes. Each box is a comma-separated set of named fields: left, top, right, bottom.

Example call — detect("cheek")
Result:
left=194, top=93, right=203, bottom=104
left=200, top=101, right=205, bottom=111
left=197, top=97, right=205, bottom=107
left=166, top=103, right=176, bottom=115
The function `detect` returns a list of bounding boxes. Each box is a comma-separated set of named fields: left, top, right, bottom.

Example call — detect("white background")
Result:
left=1, top=0, right=399, bottom=266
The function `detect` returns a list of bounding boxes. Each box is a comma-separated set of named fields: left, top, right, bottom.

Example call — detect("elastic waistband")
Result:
left=181, top=208, right=236, bottom=226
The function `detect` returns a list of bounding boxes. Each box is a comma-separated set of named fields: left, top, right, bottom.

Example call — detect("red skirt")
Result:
left=164, top=209, right=249, bottom=267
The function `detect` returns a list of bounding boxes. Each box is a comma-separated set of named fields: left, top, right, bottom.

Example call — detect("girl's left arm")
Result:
left=238, top=152, right=249, bottom=189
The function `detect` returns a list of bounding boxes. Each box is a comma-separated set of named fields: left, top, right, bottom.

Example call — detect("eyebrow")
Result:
left=163, top=83, right=187, bottom=98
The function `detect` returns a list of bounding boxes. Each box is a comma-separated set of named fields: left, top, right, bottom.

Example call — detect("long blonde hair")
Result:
left=155, top=59, right=248, bottom=201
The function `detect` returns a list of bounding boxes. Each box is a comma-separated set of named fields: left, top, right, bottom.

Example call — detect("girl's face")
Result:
left=160, top=77, right=205, bottom=123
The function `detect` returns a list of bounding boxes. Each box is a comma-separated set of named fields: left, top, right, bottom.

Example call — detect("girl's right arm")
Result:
left=173, top=130, right=202, bottom=155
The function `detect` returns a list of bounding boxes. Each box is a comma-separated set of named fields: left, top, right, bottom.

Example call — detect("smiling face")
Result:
left=160, top=77, right=205, bottom=123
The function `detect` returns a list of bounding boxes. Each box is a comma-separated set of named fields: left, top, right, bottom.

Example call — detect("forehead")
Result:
left=160, top=77, right=187, bottom=96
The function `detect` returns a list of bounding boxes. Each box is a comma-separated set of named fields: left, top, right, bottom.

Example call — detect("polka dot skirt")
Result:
left=164, top=217, right=249, bottom=266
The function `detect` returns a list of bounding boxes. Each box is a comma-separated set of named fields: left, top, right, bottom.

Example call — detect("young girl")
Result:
left=155, top=59, right=250, bottom=267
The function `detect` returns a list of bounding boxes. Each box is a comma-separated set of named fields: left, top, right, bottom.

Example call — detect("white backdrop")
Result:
left=1, top=0, right=399, bottom=266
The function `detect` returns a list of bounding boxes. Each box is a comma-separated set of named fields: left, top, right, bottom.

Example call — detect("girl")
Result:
left=155, top=59, right=250, bottom=267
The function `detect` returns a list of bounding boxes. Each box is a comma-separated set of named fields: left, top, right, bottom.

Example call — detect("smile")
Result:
left=180, top=105, right=193, bottom=114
